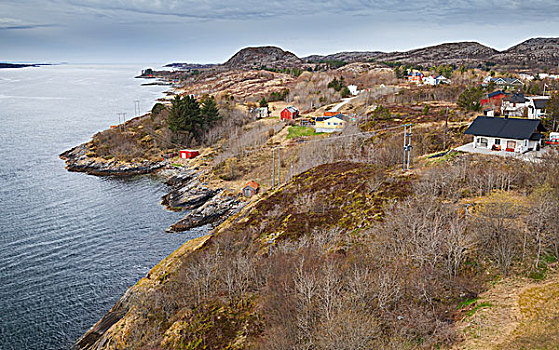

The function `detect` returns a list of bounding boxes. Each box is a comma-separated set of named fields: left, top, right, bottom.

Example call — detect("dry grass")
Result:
left=454, top=269, right=559, bottom=350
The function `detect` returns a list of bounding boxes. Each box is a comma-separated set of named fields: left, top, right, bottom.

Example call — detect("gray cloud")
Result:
left=1, top=0, right=558, bottom=62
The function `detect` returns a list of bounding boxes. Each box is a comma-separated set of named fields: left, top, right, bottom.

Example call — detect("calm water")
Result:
left=0, top=65, right=202, bottom=349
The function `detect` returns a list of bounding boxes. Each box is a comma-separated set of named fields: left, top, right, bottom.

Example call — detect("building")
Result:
left=347, top=84, right=359, bottom=96
left=407, top=70, right=424, bottom=84
left=480, top=90, right=509, bottom=107
left=256, top=107, right=268, bottom=119
left=242, top=181, right=260, bottom=197
left=483, top=76, right=523, bottom=87
left=464, top=116, right=546, bottom=153
left=179, top=149, right=200, bottom=159
left=314, top=113, right=346, bottom=133
left=423, top=75, right=451, bottom=86
left=527, top=97, right=549, bottom=119
left=501, top=93, right=530, bottom=117
left=280, top=106, right=299, bottom=121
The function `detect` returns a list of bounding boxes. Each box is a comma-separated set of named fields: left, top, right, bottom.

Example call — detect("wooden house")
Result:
left=280, top=106, right=299, bottom=121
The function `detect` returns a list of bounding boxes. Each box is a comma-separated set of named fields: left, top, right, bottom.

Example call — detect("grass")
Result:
left=286, top=126, right=320, bottom=139
left=465, top=302, right=493, bottom=317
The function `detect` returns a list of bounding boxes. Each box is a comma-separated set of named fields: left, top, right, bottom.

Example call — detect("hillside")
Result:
left=491, top=37, right=559, bottom=68
left=224, top=46, right=303, bottom=69
left=77, top=147, right=559, bottom=349
left=303, top=37, right=559, bottom=69
left=376, top=41, right=498, bottom=66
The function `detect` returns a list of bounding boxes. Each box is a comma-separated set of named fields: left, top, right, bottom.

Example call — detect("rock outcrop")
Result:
left=224, top=46, right=303, bottom=69
left=59, top=144, right=164, bottom=176
left=168, top=190, right=245, bottom=232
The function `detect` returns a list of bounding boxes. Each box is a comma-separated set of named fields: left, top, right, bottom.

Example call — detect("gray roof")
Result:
left=464, top=116, right=546, bottom=140
left=533, top=98, right=548, bottom=110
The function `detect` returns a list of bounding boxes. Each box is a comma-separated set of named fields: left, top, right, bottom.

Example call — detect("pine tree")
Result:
left=200, top=96, right=221, bottom=127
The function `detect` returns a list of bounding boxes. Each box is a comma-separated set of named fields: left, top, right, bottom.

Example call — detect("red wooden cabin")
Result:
left=179, top=149, right=200, bottom=159
left=280, top=106, right=299, bottom=121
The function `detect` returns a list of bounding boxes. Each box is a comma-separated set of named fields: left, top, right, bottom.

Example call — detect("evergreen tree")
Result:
left=200, top=96, right=221, bottom=127
left=168, top=95, right=201, bottom=133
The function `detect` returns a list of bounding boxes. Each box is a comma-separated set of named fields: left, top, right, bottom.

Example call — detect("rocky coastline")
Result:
left=60, top=143, right=246, bottom=233
left=60, top=143, right=164, bottom=176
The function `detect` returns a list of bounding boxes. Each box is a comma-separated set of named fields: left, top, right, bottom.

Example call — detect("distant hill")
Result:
left=303, top=37, right=559, bottom=69
left=223, top=46, right=303, bottom=69
left=305, top=51, right=383, bottom=63
left=183, top=38, right=558, bottom=72
left=374, top=42, right=499, bottom=67
left=491, top=37, right=559, bottom=67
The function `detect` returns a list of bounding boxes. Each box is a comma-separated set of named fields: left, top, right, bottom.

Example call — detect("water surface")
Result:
left=0, top=64, right=201, bottom=349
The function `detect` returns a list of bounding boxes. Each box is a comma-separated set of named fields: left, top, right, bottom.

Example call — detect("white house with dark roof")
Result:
left=464, top=116, right=546, bottom=153
left=527, top=97, right=549, bottom=119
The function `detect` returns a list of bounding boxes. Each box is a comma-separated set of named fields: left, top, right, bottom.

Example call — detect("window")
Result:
left=494, top=139, right=500, bottom=145
left=524, top=139, right=528, bottom=147
left=476, top=137, right=488, bottom=148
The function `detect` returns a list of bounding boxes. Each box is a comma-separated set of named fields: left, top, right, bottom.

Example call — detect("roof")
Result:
left=316, top=113, right=346, bottom=122
left=284, top=106, right=299, bottom=113
left=488, top=90, right=508, bottom=98
left=464, top=116, right=546, bottom=140
left=533, top=98, right=548, bottom=110
left=244, top=181, right=260, bottom=190
left=504, top=93, right=528, bottom=103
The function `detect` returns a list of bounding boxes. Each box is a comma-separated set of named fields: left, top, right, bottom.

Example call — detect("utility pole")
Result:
left=272, top=148, right=275, bottom=190
left=443, top=107, right=449, bottom=150
left=403, top=123, right=412, bottom=172
left=134, top=100, right=140, bottom=117
left=277, top=148, right=281, bottom=186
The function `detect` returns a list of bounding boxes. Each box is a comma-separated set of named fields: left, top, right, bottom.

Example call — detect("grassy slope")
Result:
left=454, top=269, right=559, bottom=350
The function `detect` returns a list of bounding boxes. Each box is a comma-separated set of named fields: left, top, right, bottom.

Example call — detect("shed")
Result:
left=242, top=181, right=260, bottom=197
left=179, top=149, right=200, bottom=159
left=280, top=106, right=299, bottom=121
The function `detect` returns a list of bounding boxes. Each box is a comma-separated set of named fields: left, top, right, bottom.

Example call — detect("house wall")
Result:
left=473, top=135, right=539, bottom=153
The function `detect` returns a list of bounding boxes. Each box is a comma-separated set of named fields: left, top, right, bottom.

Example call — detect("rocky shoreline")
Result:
left=60, top=143, right=164, bottom=176
left=60, top=144, right=246, bottom=233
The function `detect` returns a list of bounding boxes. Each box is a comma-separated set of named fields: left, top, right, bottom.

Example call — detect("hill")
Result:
left=223, top=46, right=303, bottom=69
left=491, top=37, right=559, bottom=68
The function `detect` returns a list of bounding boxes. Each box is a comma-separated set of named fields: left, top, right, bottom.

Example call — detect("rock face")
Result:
left=59, top=144, right=164, bottom=176
left=160, top=166, right=247, bottom=231
left=168, top=190, right=245, bottom=232
left=224, top=46, right=303, bottom=69
left=492, top=37, right=559, bottom=67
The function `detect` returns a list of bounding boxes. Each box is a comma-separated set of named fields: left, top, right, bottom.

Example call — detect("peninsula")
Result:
left=66, top=38, right=559, bottom=349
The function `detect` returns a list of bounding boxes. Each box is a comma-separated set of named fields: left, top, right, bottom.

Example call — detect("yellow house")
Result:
left=314, top=114, right=346, bottom=133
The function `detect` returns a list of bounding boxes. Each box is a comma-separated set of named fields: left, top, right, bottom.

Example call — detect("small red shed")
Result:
left=179, top=149, right=200, bottom=159
left=280, top=106, right=299, bottom=121
left=242, top=181, right=260, bottom=197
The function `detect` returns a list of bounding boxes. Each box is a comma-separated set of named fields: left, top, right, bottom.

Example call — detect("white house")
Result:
left=464, top=116, right=546, bottom=153
left=483, top=76, right=523, bottom=87
left=501, top=93, right=530, bottom=117
left=527, top=97, right=549, bottom=119
left=347, top=84, right=359, bottom=96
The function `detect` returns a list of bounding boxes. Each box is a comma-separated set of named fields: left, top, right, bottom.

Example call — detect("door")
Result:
left=506, top=140, right=516, bottom=152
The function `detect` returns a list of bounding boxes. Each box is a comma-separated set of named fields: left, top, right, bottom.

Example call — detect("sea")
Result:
left=0, top=64, right=204, bottom=349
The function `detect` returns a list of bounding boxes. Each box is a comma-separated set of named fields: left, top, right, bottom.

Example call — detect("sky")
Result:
left=1, top=0, right=558, bottom=64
